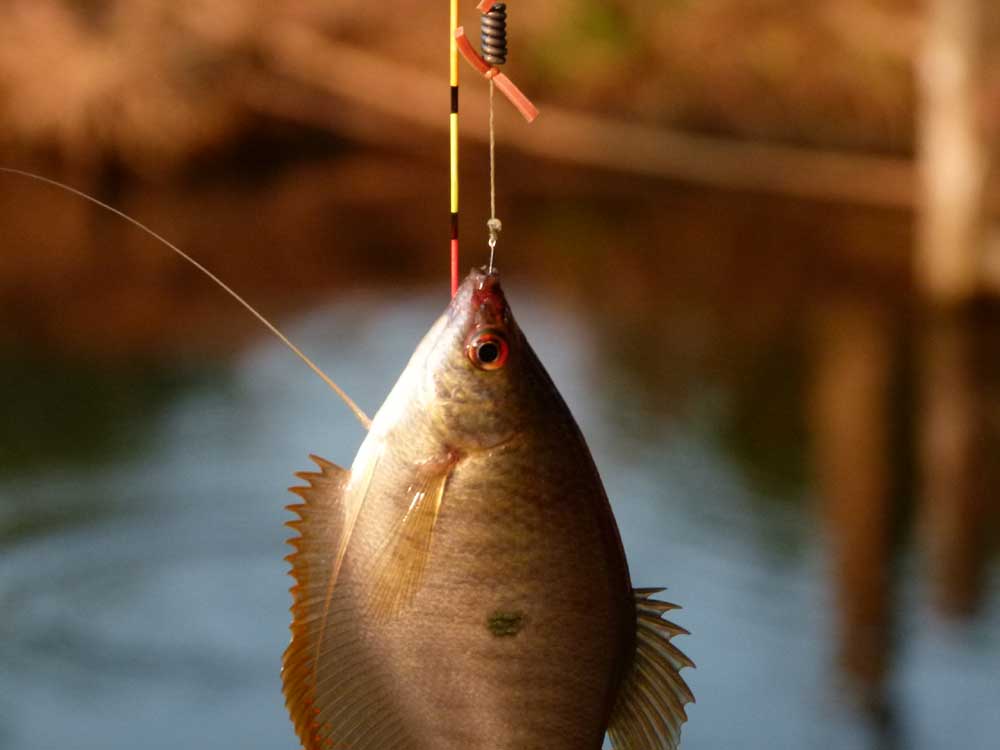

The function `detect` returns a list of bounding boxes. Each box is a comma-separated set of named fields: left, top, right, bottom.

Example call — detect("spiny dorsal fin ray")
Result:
left=282, top=454, right=414, bottom=750
left=0, top=169, right=372, bottom=430
left=283, top=455, right=350, bottom=747
left=608, top=589, right=695, bottom=750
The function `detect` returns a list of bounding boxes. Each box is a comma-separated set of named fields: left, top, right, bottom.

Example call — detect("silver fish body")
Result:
left=283, top=269, right=692, bottom=750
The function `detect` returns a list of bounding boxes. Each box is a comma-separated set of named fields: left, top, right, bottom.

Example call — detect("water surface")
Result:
left=1, top=158, right=998, bottom=750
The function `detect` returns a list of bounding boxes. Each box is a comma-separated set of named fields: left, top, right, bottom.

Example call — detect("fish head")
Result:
left=420, top=267, right=534, bottom=452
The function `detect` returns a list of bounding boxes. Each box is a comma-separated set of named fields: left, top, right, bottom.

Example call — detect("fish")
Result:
left=0, top=169, right=692, bottom=747
left=283, top=267, right=694, bottom=750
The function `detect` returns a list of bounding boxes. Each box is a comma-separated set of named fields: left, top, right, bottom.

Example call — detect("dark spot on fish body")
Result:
left=486, top=610, right=524, bottom=637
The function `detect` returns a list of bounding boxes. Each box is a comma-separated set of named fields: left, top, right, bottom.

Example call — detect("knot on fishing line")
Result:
left=487, top=218, right=502, bottom=248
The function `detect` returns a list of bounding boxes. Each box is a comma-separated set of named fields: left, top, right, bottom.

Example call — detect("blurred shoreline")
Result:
left=0, top=146, right=921, bottom=359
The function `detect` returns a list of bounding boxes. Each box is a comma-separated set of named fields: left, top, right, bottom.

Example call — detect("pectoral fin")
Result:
left=608, top=588, right=695, bottom=750
left=366, top=458, right=455, bottom=621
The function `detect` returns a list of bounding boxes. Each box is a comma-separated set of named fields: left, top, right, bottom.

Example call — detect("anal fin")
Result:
left=608, top=588, right=695, bottom=750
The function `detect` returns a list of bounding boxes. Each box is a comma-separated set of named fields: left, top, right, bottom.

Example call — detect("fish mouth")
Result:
left=467, top=267, right=511, bottom=329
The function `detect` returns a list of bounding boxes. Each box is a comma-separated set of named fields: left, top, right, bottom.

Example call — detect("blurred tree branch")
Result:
left=259, top=22, right=917, bottom=209
left=2, top=0, right=999, bottom=218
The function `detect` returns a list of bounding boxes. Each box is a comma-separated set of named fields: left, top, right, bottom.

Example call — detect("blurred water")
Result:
left=1, top=281, right=997, bottom=750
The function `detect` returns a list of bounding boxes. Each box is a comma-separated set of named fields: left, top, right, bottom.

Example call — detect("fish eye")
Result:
left=466, top=329, right=509, bottom=371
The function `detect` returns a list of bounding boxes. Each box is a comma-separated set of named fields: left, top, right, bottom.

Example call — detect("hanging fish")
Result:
left=0, top=169, right=693, bottom=749
left=284, top=267, right=694, bottom=750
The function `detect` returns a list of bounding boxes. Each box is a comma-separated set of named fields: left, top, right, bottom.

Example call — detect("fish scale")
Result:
left=326, top=415, right=626, bottom=746
left=0, top=168, right=686, bottom=748
left=283, top=268, right=693, bottom=749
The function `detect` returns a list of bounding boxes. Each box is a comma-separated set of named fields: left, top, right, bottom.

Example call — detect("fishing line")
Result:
left=0, top=167, right=372, bottom=431
left=483, top=3, right=505, bottom=273
left=487, top=78, right=501, bottom=273
left=455, top=2, right=538, bottom=276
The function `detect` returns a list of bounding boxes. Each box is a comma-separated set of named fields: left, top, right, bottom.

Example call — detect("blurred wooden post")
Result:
left=810, top=300, right=894, bottom=720
left=917, top=0, right=990, bottom=307
left=919, top=318, right=990, bottom=618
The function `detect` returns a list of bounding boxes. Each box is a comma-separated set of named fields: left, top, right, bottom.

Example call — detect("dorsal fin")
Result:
left=608, top=588, right=695, bottom=750
left=283, top=455, right=351, bottom=746
left=0, top=168, right=371, bottom=430
left=282, top=454, right=415, bottom=750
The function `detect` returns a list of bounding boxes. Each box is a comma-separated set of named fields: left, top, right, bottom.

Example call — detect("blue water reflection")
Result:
left=1, top=286, right=997, bottom=750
